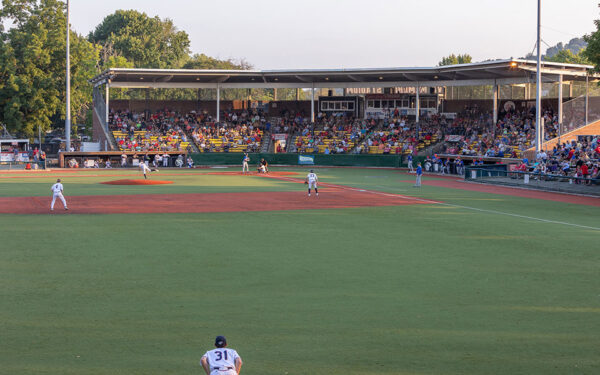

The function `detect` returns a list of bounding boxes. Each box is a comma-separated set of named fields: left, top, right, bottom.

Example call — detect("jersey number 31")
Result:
left=215, top=350, right=228, bottom=361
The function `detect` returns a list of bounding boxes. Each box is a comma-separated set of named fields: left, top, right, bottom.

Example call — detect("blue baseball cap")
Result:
left=215, top=336, right=227, bottom=348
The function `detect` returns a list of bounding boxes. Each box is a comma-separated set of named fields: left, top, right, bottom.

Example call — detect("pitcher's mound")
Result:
left=101, top=179, right=173, bottom=185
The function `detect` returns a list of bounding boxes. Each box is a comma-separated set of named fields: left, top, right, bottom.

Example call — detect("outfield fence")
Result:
left=190, top=153, right=406, bottom=168
left=464, top=166, right=600, bottom=196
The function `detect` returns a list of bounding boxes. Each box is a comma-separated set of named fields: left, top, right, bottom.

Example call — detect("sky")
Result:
left=69, top=0, right=599, bottom=69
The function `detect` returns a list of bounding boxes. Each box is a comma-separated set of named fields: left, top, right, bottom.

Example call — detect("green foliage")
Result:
left=438, top=53, right=472, bottom=66
left=545, top=48, right=591, bottom=65
left=584, top=5, right=600, bottom=72
left=183, top=53, right=251, bottom=70
left=89, top=10, right=190, bottom=69
left=0, top=0, right=99, bottom=136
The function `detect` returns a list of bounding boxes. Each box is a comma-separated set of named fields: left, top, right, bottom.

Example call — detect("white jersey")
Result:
left=202, top=348, right=240, bottom=372
left=51, top=183, right=63, bottom=194
left=307, top=172, right=317, bottom=182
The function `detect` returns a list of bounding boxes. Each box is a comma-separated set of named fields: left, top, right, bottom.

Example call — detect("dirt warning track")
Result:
left=0, top=189, right=428, bottom=215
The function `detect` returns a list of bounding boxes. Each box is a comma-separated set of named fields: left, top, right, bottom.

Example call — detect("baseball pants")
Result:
left=51, top=193, right=67, bottom=209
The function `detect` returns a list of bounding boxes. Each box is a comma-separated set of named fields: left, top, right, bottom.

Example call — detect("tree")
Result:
left=438, top=53, right=472, bottom=66
left=545, top=49, right=591, bottom=65
left=182, top=53, right=252, bottom=70
left=89, top=10, right=190, bottom=69
left=584, top=5, right=600, bottom=72
left=0, top=0, right=100, bottom=136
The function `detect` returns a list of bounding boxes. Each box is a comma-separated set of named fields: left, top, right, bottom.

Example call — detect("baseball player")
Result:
left=242, top=153, right=250, bottom=174
left=305, top=169, right=318, bottom=196
left=50, top=179, right=68, bottom=211
left=200, top=336, right=242, bottom=375
left=414, top=162, right=423, bottom=187
left=139, top=162, right=157, bottom=179
left=407, top=153, right=414, bottom=172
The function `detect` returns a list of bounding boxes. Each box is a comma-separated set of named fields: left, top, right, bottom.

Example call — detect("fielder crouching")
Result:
left=200, top=336, right=242, bottom=375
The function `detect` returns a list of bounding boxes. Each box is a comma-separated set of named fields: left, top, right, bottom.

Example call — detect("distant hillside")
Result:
left=545, top=38, right=587, bottom=58
left=523, top=37, right=587, bottom=60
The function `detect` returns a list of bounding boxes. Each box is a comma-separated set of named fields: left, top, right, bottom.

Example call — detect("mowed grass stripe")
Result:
left=1, top=200, right=599, bottom=375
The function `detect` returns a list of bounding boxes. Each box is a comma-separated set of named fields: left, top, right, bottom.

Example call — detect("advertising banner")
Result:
left=298, top=155, right=314, bottom=165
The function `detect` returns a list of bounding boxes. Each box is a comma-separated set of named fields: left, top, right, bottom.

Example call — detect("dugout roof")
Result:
left=90, top=59, right=596, bottom=89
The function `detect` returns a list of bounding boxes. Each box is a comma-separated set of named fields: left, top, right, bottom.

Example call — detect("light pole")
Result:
left=65, top=0, right=71, bottom=151
left=535, top=0, right=542, bottom=153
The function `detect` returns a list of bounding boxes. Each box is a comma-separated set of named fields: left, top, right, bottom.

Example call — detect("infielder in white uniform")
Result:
left=139, top=162, right=157, bottom=179
left=306, top=169, right=318, bottom=196
left=50, top=179, right=68, bottom=211
left=242, top=153, right=249, bottom=174
left=200, top=336, right=242, bottom=375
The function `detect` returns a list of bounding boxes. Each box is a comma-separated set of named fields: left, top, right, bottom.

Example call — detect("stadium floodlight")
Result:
left=65, top=0, right=71, bottom=152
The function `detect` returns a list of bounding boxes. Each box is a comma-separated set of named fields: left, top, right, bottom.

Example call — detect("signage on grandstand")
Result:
left=271, top=133, right=288, bottom=141
left=298, top=155, right=314, bottom=165
left=346, top=87, right=438, bottom=95
left=439, top=112, right=457, bottom=119
left=444, top=135, right=464, bottom=142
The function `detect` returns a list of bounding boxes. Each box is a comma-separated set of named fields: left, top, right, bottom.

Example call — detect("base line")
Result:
left=261, top=174, right=600, bottom=232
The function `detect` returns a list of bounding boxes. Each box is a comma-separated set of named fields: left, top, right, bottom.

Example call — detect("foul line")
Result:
left=261, top=174, right=600, bottom=232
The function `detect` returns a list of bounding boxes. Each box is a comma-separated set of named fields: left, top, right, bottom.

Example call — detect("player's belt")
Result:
left=213, top=367, right=234, bottom=371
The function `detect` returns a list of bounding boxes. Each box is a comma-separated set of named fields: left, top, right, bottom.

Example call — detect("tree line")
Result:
left=2, top=1, right=600, bottom=137
left=0, top=1, right=301, bottom=137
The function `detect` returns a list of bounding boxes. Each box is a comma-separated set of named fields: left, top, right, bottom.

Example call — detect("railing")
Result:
left=464, top=166, right=600, bottom=193
left=0, top=160, right=46, bottom=170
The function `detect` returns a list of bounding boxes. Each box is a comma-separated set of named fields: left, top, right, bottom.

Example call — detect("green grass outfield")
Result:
left=1, top=167, right=598, bottom=375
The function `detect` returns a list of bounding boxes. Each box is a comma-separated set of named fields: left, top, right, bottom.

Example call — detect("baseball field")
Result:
left=1, top=167, right=598, bottom=375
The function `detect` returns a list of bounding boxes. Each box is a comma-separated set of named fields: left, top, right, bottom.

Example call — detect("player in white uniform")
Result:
left=200, top=336, right=242, bottom=375
left=139, top=162, right=156, bottom=179
left=306, top=169, right=318, bottom=196
left=50, top=179, right=68, bottom=211
left=242, top=153, right=249, bottom=174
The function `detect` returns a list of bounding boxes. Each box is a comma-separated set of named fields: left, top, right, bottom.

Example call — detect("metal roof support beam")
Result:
left=492, top=82, right=498, bottom=126
left=294, top=75, right=312, bottom=83
left=585, top=75, right=589, bottom=125
left=558, top=74, right=563, bottom=144
left=108, top=77, right=546, bottom=90
left=105, top=83, right=110, bottom=139
left=216, top=84, right=220, bottom=123
left=416, top=83, right=420, bottom=124
left=311, top=82, right=315, bottom=124
left=214, top=76, right=230, bottom=83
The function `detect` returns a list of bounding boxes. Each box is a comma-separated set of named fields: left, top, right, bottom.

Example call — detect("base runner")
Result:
left=50, top=179, right=68, bottom=211
left=200, top=336, right=242, bottom=375
left=305, top=169, right=318, bottom=196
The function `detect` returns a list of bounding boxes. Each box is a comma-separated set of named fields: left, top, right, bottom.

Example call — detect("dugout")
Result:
left=59, top=150, right=188, bottom=168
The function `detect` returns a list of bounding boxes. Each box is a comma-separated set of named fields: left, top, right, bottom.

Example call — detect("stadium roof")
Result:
left=90, top=59, right=596, bottom=89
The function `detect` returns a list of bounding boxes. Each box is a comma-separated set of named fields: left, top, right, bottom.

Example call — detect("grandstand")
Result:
left=90, top=60, right=597, bottom=159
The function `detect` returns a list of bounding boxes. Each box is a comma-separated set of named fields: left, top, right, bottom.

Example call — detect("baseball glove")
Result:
left=304, top=180, right=308, bottom=184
